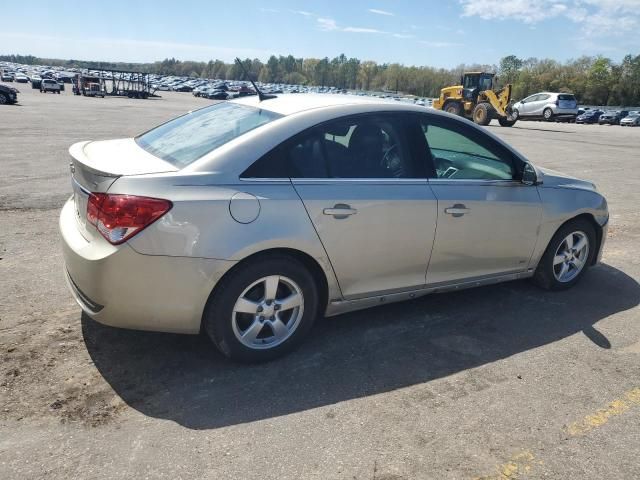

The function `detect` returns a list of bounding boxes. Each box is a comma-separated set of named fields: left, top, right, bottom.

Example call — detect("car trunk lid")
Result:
left=69, top=139, right=177, bottom=240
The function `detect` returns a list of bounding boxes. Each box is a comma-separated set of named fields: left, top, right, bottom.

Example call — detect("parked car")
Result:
left=0, top=84, right=19, bottom=104
left=512, top=92, right=578, bottom=122
left=60, top=94, right=608, bottom=362
left=575, top=110, right=603, bottom=124
left=207, top=89, right=228, bottom=100
left=41, top=79, right=61, bottom=94
left=1, top=72, right=14, bottom=82
left=598, top=111, right=628, bottom=125
left=14, top=74, right=29, bottom=83
left=620, top=112, right=640, bottom=126
left=31, top=75, right=42, bottom=89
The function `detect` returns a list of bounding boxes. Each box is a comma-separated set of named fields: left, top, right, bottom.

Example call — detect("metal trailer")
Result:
left=73, top=67, right=155, bottom=99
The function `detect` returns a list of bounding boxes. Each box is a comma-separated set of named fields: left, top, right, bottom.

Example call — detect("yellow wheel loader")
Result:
left=432, top=72, right=518, bottom=127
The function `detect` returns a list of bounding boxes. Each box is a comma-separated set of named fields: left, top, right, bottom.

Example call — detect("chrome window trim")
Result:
left=239, top=177, right=291, bottom=183
left=427, top=178, right=524, bottom=186
left=241, top=177, right=431, bottom=184
left=290, top=178, right=430, bottom=184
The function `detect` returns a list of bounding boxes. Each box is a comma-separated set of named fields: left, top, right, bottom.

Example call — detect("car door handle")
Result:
left=444, top=204, right=470, bottom=217
left=323, top=204, right=357, bottom=218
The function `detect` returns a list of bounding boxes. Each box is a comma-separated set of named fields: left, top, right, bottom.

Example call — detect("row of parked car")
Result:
left=575, top=109, right=640, bottom=126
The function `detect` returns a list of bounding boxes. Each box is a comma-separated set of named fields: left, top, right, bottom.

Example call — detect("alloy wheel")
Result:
left=553, top=231, right=589, bottom=283
left=231, top=275, right=304, bottom=350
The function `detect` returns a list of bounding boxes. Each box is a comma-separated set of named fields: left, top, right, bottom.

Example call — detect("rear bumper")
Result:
left=552, top=108, right=578, bottom=119
left=60, top=197, right=236, bottom=334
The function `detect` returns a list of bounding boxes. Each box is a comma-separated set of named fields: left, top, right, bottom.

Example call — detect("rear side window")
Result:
left=243, top=114, right=418, bottom=179
left=136, top=103, right=282, bottom=168
left=558, top=94, right=576, bottom=101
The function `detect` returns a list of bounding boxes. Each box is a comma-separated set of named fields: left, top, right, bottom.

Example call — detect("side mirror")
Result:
left=521, top=163, right=538, bottom=186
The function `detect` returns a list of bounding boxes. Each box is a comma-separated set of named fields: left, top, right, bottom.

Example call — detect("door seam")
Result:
left=289, top=178, right=346, bottom=300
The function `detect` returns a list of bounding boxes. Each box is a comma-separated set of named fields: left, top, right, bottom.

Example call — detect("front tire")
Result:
left=203, top=254, right=319, bottom=362
left=498, top=117, right=517, bottom=127
left=532, top=218, right=596, bottom=291
left=472, top=103, right=491, bottom=126
left=0, top=93, right=7, bottom=105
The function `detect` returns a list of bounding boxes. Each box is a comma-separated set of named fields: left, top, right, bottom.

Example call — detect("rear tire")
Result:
left=532, top=218, right=596, bottom=291
left=543, top=108, right=554, bottom=121
left=203, top=254, right=319, bottom=363
left=0, top=93, right=7, bottom=105
left=472, top=103, right=491, bottom=126
left=443, top=101, right=462, bottom=116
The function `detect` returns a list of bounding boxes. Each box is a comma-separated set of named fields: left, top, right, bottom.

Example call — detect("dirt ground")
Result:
left=1, top=86, right=639, bottom=479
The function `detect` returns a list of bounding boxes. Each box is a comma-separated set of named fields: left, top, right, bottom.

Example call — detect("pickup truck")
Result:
left=41, top=79, right=62, bottom=94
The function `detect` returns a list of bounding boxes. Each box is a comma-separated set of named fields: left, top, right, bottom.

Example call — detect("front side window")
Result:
left=463, top=75, right=479, bottom=89
left=136, top=103, right=282, bottom=168
left=243, top=114, right=416, bottom=179
left=419, top=118, right=515, bottom=180
left=479, top=75, right=493, bottom=90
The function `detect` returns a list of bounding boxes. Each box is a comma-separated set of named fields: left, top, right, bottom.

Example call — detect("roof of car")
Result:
left=230, top=93, right=400, bottom=116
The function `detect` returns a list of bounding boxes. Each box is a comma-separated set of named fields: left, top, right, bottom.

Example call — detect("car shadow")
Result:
left=82, top=264, right=639, bottom=430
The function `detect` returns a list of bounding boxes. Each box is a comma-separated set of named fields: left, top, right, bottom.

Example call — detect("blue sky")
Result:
left=2, top=0, right=639, bottom=67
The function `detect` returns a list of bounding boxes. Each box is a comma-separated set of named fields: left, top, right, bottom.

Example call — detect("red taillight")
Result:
left=86, top=193, right=172, bottom=245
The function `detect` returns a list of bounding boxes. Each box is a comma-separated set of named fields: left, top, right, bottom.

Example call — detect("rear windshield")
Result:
left=558, top=94, right=576, bottom=101
left=136, top=102, right=282, bottom=168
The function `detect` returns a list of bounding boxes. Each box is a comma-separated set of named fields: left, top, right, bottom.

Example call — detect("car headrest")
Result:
left=324, top=122, right=352, bottom=137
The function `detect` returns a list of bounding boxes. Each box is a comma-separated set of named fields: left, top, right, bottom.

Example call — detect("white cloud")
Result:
left=419, top=40, right=464, bottom=48
left=293, top=10, right=313, bottom=16
left=459, top=0, right=640, bottom=34
left=343, top=27, right=387, bottom=33
left=368, top=8, right=394, bottom=16
left=317, top=17, right=338, bottom=31
left=393, top=33, right=415, bottom=39
left=316, top=17, right=388, bottom=34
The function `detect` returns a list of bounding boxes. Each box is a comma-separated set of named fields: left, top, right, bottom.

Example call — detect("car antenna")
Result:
left=234, top=57, right=276, bottom=101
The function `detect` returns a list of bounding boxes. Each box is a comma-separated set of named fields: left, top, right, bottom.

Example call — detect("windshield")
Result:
left=136, top=102, right=282, bottom=168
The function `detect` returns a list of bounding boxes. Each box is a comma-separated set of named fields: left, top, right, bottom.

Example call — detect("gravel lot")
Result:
left=1, top=86, right=639, bottom=479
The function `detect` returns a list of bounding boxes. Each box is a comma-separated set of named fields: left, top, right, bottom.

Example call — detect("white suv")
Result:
left=512, top=92, right=578, bottom=122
